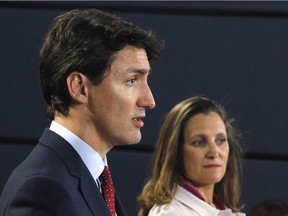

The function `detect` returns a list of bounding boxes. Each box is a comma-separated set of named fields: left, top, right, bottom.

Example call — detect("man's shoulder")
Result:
left=5, top=129, right=75, bottom=184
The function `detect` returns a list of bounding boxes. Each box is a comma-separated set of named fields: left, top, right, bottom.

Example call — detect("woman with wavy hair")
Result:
left=138, top=96, right=245, bottom=216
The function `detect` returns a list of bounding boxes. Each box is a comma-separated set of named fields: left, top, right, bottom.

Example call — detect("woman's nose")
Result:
left=206, top=143, right=219, bottom=158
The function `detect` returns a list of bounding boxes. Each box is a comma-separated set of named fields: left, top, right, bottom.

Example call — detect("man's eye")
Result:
left=127, top=78, right=137, bottom=86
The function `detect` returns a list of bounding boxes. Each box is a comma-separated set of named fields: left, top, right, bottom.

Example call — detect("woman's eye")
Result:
left=216, top=137, right=227, bottom=145
left=192, top=139, right=205, bottom=146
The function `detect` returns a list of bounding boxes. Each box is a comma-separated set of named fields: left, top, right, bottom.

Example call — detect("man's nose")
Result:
left=138, top=84, right=156, bottom=109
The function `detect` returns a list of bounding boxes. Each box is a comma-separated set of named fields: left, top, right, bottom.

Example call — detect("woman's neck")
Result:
left=196, top=184, right=215, bottom=205
left=180, top=176, right=215, bottom=205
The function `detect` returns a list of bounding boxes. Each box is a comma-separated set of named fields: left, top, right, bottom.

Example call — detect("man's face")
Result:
left=86, top=45, right=155, bottom=147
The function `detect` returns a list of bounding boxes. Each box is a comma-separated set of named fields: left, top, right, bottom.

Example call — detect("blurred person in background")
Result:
left=250, top=200, right=288, bottom=216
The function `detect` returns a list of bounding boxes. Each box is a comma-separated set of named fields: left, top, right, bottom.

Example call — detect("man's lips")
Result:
left=132, top=116, right=145, bottom=127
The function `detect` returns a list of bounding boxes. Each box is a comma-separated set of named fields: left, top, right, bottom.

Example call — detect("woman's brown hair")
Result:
left=138, top=96, right=243, bottom=216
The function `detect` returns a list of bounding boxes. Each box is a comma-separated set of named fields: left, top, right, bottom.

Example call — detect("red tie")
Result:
left=99, top=166, right=116, bottom=216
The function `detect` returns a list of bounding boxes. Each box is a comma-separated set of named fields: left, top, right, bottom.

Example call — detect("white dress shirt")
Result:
left=49, top=120, right=107, bottom=188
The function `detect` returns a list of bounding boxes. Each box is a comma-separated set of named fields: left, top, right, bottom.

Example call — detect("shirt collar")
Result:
left=180, top=177, right=225, bottom=210
left=49, top=120, right=107, bottom=181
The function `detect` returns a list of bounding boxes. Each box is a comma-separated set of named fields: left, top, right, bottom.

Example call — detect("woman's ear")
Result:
left=66, top=72, right=88, bottom=104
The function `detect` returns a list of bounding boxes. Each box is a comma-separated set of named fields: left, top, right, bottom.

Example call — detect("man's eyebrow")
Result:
left=127, top=68, right=152, bottom=75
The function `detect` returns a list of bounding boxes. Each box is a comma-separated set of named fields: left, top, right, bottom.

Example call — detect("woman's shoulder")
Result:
left=148, top=203, right=176, bottom=216
left=231, top=212, right=246, bottom=216
left=148, top=196, right=199, bottom=216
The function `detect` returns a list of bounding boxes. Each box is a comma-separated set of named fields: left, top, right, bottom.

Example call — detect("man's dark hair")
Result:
left=40, top=8, right=163, bottom=120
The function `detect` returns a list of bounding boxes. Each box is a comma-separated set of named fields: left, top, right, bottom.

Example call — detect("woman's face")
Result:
left=182, top=111, right=229, bottom=187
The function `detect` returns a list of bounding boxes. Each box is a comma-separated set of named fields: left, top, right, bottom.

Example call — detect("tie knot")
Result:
left=100, top=166, right=112, bottom=185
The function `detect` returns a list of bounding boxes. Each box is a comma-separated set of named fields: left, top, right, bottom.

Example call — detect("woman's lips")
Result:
left=203, top=164, right=221, bottom=168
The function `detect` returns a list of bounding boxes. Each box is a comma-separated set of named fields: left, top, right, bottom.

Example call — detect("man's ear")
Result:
left=66, top=72, right=88, bottom=104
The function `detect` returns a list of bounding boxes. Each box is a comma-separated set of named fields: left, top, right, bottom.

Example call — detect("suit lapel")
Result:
left=115, top=193, right=127, bottom=216
left=79, top=172, right=111, bottom=216
left=39, top=129, right=112, bottom=216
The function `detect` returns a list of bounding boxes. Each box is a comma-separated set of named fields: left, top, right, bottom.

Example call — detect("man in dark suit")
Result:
left=0, top=8, right=163, bottom=216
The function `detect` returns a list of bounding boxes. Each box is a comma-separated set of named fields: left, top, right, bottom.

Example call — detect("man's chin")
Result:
left=114, top=134, right=142, bottom=146
left=127, top=136, right=142, bottom=145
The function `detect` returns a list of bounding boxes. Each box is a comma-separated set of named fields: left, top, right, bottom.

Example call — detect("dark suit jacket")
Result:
left=0, top=129, right=126, bottom=216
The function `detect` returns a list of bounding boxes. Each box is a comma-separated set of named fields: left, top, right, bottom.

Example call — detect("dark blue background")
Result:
left=1, top=2, right=288, bottom=216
